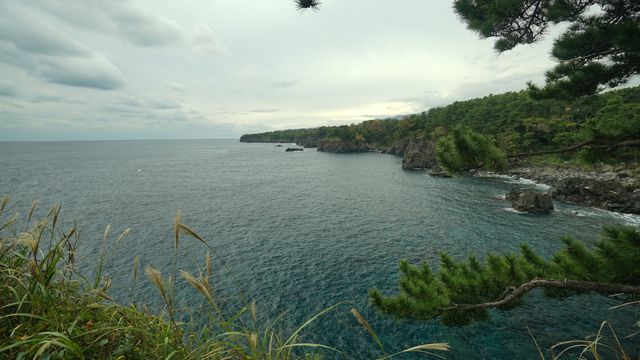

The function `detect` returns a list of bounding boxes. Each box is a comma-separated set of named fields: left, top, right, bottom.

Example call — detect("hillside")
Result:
left=241, top=86, right=640, bottom=163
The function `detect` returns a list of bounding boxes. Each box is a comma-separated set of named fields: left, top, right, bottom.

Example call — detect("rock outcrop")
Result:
left=507, top=189, right=554, bottom=213
left=429, top=165, right=451, bottom=178
left=383, top=138, right=437, bottom=170
left=552, top=177, right=640, bottom=214
left=316, top=138, right=374, bottom=153
left=296, top=136, right=320, bottom=148
left=507, top=164, right=640, bottom=214
left=383, top=138, right=411, bottom=156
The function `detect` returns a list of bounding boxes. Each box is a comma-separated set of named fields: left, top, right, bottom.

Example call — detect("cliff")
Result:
left=383, top=138, right=437, bottom=170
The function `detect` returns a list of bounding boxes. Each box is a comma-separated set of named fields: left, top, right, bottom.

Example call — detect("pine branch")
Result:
left=442, top=278, right=640, bottom=311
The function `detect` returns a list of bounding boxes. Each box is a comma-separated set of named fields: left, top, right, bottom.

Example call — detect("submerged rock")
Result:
left=285, top=147, right=304, bottom=152
left=429, top=165, right=451, bottom=178
left=508, top=189, right=554, bottom=213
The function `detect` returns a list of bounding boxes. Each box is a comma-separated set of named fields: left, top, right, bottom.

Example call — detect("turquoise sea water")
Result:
left=0, top=139, right=638, bottom=359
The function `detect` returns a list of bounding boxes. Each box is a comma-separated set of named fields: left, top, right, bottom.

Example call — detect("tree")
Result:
left=296, top=0, right=321, bottom=11
left=589, top=95, right=640, bottom=140
left=453, top=0, right=640, bottom=98
left=435, top=127, right=507, bottom=174
left=369, top=225, right=640, bottom=326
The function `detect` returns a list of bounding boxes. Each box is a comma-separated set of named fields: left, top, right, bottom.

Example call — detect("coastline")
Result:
left=475, top=162, right=640, bottom=216
left=247, top=138, right=640, bottom=216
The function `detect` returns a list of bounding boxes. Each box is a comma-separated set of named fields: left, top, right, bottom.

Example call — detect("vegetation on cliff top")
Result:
left=241, top=86, right=640, bottom=165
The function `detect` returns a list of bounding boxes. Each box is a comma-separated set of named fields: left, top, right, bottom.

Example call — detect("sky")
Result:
left=0, top=0, right=567, bottom=141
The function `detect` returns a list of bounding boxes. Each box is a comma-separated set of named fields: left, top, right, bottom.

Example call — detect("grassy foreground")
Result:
left=0, top=196, right=636, bottom=359
left=0, top=197, right=451, bottom=359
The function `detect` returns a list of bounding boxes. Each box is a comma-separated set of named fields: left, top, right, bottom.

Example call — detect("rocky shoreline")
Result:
left=287, top=136, right=640, bottom=215
left=378, top=137, right=640, bottom=215
left=504, top=164, right=640, bottom=215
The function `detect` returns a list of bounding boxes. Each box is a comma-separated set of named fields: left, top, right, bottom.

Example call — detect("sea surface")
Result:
left=1, top=139, right=638, bottom=359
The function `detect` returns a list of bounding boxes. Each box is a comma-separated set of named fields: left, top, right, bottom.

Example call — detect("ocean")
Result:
left=1, top=139, right=638, bottom=359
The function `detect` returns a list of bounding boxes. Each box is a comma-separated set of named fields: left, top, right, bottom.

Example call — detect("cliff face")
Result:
left=316, top=138, right=374, bottom=153
left=296, top=136, right=320, bottom=148
left=384, top=138, right=437, bottom=170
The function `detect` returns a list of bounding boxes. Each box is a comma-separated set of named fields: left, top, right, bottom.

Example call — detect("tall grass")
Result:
left=0, top=197, right=449, bottom=359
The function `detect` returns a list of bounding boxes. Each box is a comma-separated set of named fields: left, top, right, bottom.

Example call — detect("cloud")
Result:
left=168, top=82, right=186, bottom=93
left=360, top=114, right=407, bottom=120
left=0, top=18, right=89, bottom=57
left=96, top=93, right=183, bottom=120
left=37, top=56, right=126, bottom=90
left=250, top=108, right=281, bottom=113
left=0, top=81, right=18, bottom=97
left=0, top=3, right=127, bottom=90
left=389, top=71, right=546, bottom=111
left=271, top=79, right=299, bottom=88
left=191, top=23, right=224, bottom=54
left=148, top=97, right=181, bottom=110
left=33, top=1, right=224, bottom=53
left=108, top=5, right=186, bottom=46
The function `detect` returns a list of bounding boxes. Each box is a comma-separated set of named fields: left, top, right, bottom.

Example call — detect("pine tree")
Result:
left=369, top=225, right=640, bottom=326
left=435, top=127, right=507, bottom=174
left=453, top=0, right=640, bottom=98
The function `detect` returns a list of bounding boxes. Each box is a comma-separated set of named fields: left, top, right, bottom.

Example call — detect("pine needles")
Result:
left=295, top=0, right=321, bottom=11
left=371, top=225, right=640, bottom=326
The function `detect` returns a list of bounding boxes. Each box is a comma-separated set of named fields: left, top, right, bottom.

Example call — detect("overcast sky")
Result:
left=0, top=0, right=565, bottom=141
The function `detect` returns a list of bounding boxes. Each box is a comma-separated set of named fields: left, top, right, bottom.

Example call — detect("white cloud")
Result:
left=31, top=0, right=224, bottom=53
left=191, top=23, right=224, bottom=54
left=0, top=0, right=575, bottom=140
left=168, top=82, right=186, bottom=93
left=0, top=16, right=88, bottom=56
left=37, top=56, right=126, bottom=90
left=0, top=2, right=126, bottom=90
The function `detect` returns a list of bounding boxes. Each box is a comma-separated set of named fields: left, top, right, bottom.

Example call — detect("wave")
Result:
left=477, top=172, right=551, bottom=191
left=562, top=208, right=640, bottom=226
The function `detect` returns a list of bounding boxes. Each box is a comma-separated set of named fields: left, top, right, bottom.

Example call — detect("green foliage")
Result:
left=589, top=95, right=640, bottom=141
left=241, top=86, right=640, bottom=166
left=454, top=0, right=640, bottom=98
left=435, top=127, right=507, bottom=174
left=0, top=203, right=174, bottom=359
left=295, top=0, right=321, bottom=11
left=370, top=225, right=640, bottom=326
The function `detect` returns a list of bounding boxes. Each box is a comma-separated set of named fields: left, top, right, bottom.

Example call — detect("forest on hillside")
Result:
left=240, top=86, right=640, bottom=163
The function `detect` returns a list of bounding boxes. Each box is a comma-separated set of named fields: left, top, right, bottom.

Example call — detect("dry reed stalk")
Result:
left=145, top=266, right=166, bottom=298
left=0, top=195, right=9, bottom=215
left=115, top=228, right=131, bottom=246
left=27, top=201, right=37, bottom=223
left=180, top=270, right=215, bottom=305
